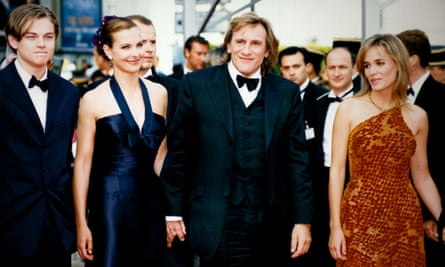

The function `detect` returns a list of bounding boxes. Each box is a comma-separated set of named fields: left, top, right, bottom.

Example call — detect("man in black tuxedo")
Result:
left=397, top=29, right=445, bottom=267
left=162, top=12, right=313, bottom=267
left=332, top=38, right=362, bottom=92
left=306, top=46, right=360, bottom=267
left=169, top=35, right=209, bottom=81
left=278, top=46, right=328, bottom=143
left=278, top=46, right=329, bottom=267
left=128, top=14, right=195, bottom=267
left=127, top=15, right=181, bottom=127
left=0, top=4, right=79, bottom=267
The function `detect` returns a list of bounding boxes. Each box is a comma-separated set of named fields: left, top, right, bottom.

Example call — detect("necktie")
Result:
left=236, top=75, right=259, bottom=91
left=407, top=87, right=414, bottom=96
left=327, top=96, right=343, bottom=103
left=28, top=76, right=50, bottom=92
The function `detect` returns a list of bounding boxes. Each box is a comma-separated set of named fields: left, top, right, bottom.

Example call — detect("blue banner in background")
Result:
left=61, top=0, right=101, bottom=53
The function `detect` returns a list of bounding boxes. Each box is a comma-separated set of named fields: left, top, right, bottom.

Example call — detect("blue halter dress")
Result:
left=85, top=76, right=167, bottom=267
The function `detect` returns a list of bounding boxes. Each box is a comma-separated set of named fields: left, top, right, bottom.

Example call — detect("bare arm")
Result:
left=409, top=109, right=443, bottom=241
left=328, top=102, right=350, bottom=261
left=73, top=95, right=97, bottom=261
left=149, top=80, right=168, bottom=177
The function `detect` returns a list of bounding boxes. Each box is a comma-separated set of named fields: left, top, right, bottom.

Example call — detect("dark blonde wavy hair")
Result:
left=355, top=34, right=410, bottom=104
left=5, top=4, right=59, bottom=54
left=223, top=12, right=279, bottom=76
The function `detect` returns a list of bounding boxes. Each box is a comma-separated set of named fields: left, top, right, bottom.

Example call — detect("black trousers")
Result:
left=200, top=198, right=263, bottom=267
left=4, top=213, right=71, bottom=267
left=425, top=234, right=445, bottom=267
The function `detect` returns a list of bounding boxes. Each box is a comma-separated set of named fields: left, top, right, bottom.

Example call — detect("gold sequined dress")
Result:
left=339, top=107, right=425, bottom=267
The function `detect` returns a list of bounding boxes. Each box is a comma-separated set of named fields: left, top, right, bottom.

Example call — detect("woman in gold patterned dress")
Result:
left=328, top=33, right=445, bottom=266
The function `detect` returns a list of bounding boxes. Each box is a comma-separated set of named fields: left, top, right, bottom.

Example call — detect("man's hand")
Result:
left=424, top=219, right=439, bottom=242
left=290, top=223, right=311, bottom=258
left=166, top=220, right=186, bottom=248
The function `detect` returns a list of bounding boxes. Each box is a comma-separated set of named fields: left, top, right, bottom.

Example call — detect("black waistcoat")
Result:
left=228, top=81, right=266, bottom=207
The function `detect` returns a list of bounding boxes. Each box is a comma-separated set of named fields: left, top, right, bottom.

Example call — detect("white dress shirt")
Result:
left=323, top=86, right=354, bottom=167
left=15, top=60, right=48, bottom=130
left=407, top=71, right=430, bottom=104
left=227, top=61, right=261, bottom=107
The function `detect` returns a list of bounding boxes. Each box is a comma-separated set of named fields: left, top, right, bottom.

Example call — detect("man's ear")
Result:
left=7, top=35, right=18, bottom=50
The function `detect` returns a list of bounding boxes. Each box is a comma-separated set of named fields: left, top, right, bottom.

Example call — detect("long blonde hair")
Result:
left=355, top=34, right=410, bottom=103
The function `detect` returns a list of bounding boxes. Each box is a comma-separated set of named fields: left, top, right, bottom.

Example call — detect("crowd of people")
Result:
left=1, top=2, right=445, bottom=267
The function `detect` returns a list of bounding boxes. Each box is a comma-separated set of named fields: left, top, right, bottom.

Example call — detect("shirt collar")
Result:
left=184, top=65, right=193, bottom=74
left=15, top=60, right=48, bottom=88
left=411, top=70, right=430, bottom=95
left=328, top=85, right=354, bottom=99
left=227, top=60, right=261, bottom=91
left=140, top=68, right=153, bottom=78
left=300, top=78, right=310, bottom=91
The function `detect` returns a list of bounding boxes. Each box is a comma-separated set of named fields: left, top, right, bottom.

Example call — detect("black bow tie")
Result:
left=28, top=76, right=49, bottom=92
left=327, top=96, right=343, bottom=103
left=236, top=75, right=259, bottom=91
left=407, top=87, right=414, bottom=96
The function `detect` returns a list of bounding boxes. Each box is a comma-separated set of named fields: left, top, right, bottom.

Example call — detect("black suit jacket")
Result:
left=352, top=73, right=361, bottom=93
left=162, top=64, right=313, bottom=260
left=145, top=67, right=180, bottom=126
left=415, top=75, right=445, bottom=220
left=168, top=64, right=185, bottom=81
left=0, top=62, right=79, bottom=256
left=309, top=87, right=358, bottom=224
left=302, top=81, right=329, bottom=139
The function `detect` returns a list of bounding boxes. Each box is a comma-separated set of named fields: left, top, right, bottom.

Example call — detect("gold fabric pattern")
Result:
left=338, top=107, right=425, bottom=267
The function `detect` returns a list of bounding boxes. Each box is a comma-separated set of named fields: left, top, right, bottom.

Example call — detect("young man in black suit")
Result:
left=163, top=12, right=313, bottom=267
left=169, top=35, right=209, bottom=81
left=279, top=46, right=330, bottom=267
left=127, top=14, right=195, bottom=267
left=127, top=15, right=181, bottom=127
left=0, top=4, right=79, bottom=267
left=278, top=46, right=328, bottom=143
left=397, top=29, right=445, bottom=267
left=306, top=46, right=360, bottom=267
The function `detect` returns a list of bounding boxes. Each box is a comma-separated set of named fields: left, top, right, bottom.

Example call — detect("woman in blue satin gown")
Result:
left=73, top=16, right=169, bottom=267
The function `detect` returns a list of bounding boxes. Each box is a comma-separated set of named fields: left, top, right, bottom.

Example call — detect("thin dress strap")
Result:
left=109, top=75, right=152, bottom=134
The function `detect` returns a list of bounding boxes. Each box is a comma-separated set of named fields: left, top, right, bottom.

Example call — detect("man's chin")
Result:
left=141, top=63, right=153, bottom=70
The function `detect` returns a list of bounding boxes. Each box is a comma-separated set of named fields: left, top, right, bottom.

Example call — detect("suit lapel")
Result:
left=2, top=63, right=44, bottom=132
left=45, top=71, right=64, bottom=132
left=264, top=75, right=283, bottom=147
left=207, top=66, right=234, bottom=140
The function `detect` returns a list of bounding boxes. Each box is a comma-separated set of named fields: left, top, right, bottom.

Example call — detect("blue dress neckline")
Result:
left=109, top=75, right=152, bottom=135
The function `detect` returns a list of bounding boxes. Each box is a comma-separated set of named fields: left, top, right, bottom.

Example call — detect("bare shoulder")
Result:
left=142, top=79, right=168, bottom=116
left=80, top=81, right=117, bottom=119
left=400, top=103, right=428, bottom=134
left=340, top=95, right=367, bottom=110
left=401, top=103, right=427, bottom=121
left=337, top=95, right=369, bottom=117
left=82, top=82, right=109, bottom=105
left=143, top=79, right=167, bottom=97
left=340, top=95, right=377, bottom=129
